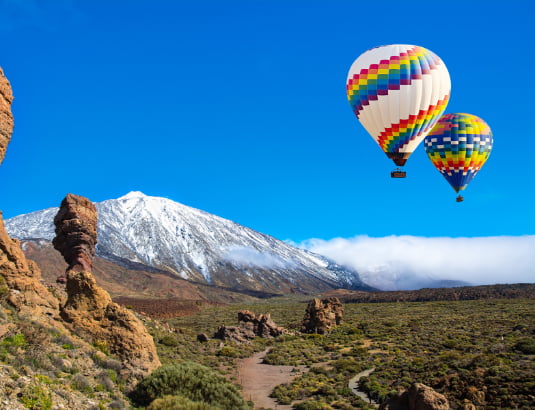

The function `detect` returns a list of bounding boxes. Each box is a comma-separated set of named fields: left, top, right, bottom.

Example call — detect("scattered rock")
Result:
left=238, top=310, right=286, bottom=338
left=0, top=67, right=14, bottom=166
left=197, top=333, right=210, bottom=343
left=214, top=310, right=286, bottom=343
left=301, top=297, right=344, bottom=334
left=214, top=325, right=255, bottom=344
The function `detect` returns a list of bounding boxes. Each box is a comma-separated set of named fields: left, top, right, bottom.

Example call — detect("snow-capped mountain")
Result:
left=6, top=192, right=370, bottom=294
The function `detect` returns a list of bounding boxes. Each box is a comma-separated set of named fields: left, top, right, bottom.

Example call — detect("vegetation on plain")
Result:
left=149, top=296, right=534, bottom=409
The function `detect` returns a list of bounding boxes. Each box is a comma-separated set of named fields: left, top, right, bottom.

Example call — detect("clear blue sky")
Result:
left=1, top=0, right=534, bottom=243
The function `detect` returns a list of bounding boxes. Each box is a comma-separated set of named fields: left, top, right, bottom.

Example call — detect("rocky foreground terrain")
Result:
left=1, top=66, right=162, bottom=408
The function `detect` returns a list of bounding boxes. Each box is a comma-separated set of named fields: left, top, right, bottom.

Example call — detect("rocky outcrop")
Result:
left=0, top=213, right=60, bottom=317
left=53, top=194, right=98, bottom=273
left=379, top=382, right=450, bottom=410
left=301, top=297, right=344, bottom=334
left=54, top=194, right=160, bottom=375
left=0, top=67, right=14, bottom=165
left=60, top=269, right=161, bottom=375
left=214, top=310, right=286, bottom=343
left=238, top=310, right=286, bottom=338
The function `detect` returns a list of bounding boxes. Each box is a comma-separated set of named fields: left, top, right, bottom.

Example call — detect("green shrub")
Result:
left=159, top=335, right=179, bottom=347
left=93, top=340, right=109, bottom=354
left=147, top=395, right=219, bottom=409
left=293, top=399, right=332, bottom=409
left=2, top=333, right=27, bottom=348
left=131, top=362, right=251, bottom=409
left=217, top=346, right=239, bottom=358
left=515, top=338, right=535, bottom=354
left=72, top=373, right=92, bottom=393
left=20, top=382, right=52, bottom=410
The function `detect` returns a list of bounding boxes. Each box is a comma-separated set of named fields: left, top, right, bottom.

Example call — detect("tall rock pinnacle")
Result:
left=0, top=67, right=14, bottom=165
left=53, top=194, right=161, bottom=375
left=53, top=193, right=98, bottom=272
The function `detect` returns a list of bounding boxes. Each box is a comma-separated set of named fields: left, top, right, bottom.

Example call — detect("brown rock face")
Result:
left=60, top=269, right=161, bottom=374
left=53, top=194, right=160, bottom=374
left=301, top=297, right=344, bottom=334
left=53, top=193, right=98, bottom=272
left=0, top=67, right=14, bottom=165
left=214, top=310, right=286, bottom=343
left=408, top=383, right=449, bottom=410
left=238, top=310, right=286, bottom=338
left=379, top=383, right=450, bottom=410
left=0, top=213, right=59, bottom=316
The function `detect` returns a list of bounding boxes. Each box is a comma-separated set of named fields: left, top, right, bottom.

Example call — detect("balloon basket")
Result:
left=456, top=195, right=464, bottom=202
left=391, top=168, right=406, bottom=178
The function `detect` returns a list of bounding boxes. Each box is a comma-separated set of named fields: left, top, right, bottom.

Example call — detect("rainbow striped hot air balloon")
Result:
left=424, top=113, right=493, bottom=202
left=346, top=44, right=451, bottom=177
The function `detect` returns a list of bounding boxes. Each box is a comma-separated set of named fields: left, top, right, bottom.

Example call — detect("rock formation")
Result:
left=53, top=193, right=98, bottom=272
left=54, top=194, right=160, bottom=375
left=301, top=297, right=344, bottom=334
left=0, top=69, right=59, bottom=317
left=0, top=212, right=60, bottom=317
left=0, top=67, right=14, bottom=165
left=379, top=382, right=450, bottom=410
left=214, top=310, right=286, bottom=343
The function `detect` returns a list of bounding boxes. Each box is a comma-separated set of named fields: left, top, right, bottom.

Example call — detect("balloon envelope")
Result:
left=424, top=113, right=493, bottom=193
left=346, top=44, right=451, bottom=166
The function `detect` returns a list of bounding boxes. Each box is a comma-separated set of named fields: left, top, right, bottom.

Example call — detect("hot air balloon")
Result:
left=346, top=44, right=451, bottom=177
left=424, top=113, right=493, bottom=202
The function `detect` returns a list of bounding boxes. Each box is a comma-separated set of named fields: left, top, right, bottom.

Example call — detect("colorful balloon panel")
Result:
left=424, top=113, right=493, bottom=193
left=346, top=44, right=451, bottom=166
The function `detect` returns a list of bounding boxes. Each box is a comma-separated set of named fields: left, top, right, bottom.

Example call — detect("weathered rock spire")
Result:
left=0, top=67, right=14, bottom=165
left=53, top=193, right=161, bottom=375
left=52, top=193, right=98, bottom=272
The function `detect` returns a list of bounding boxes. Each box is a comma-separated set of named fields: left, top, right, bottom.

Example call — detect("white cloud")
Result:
left=299, top=235, right=535, bottom=291
left=222, top=245, right=296, bottom=269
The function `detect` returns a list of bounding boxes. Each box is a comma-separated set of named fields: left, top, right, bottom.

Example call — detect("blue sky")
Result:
left=1, top=1, right=534, bottom=287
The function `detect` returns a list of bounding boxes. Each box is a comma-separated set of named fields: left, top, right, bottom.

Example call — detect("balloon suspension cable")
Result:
left=456, top=195, right=464, bottom=202
left=391, top=168, right=406, bottom=178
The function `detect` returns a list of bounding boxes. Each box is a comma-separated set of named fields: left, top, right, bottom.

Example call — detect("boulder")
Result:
left=214, top=309, right=286, bottom=343
left=408, top=383, right=449, bottom=410
left=379, top=382, right=450, bottom=410
left=301, top=297, right=344, bottom=334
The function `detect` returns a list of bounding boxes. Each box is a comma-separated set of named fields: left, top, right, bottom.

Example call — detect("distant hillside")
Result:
left=323, top=283, right=535, bottom=303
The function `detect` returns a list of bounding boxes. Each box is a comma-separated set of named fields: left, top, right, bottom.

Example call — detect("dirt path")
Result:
left=348, top=367, right=379, bottom=407
left=237, top=349, right=306, bottom=410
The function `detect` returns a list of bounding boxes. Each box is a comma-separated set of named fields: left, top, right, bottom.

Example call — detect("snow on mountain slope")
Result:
left=6, top=192, right=369, bottom=294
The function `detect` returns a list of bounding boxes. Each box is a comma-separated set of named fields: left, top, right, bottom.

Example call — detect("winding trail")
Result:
left=348, top=367, right=379, bottom=407
left=237, top=348, right=306, bottom=410
left=237, top=349, right=379, bottom=409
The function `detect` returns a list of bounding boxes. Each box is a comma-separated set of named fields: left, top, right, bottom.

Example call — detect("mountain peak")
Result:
left=119, top=191, right=148, bottom=200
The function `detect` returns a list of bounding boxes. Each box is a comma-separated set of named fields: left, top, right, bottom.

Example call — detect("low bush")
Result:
left=515, top=338, right=535, bottom=354
left=131, top=362, right=251, bottom=409
left=147, top=395, right=218, bottom=409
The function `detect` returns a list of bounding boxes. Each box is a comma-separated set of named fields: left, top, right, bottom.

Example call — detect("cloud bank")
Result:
left=299, top=235, right=535, bottom=291
left=222, top=245, right=296, bottom=269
